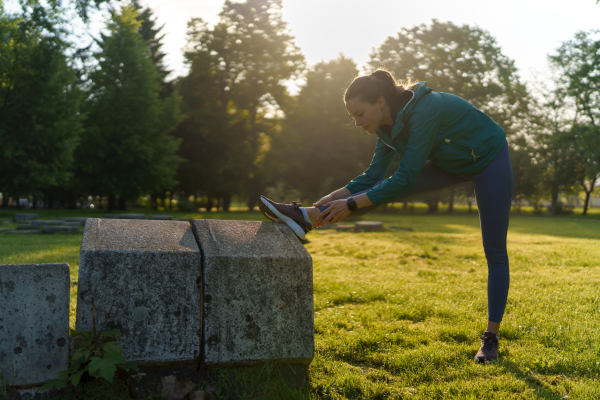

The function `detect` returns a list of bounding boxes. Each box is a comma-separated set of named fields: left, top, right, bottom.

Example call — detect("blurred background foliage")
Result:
left=1, top=0, right=599, bottom=214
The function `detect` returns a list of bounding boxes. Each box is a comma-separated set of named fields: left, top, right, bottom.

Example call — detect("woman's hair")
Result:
left=344, top=69, right=415, bottom=105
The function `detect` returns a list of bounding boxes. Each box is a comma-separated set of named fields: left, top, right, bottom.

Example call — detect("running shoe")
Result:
left=475, top=332, right=499, bottom=363
left=258, top=196, right=312, bottom=240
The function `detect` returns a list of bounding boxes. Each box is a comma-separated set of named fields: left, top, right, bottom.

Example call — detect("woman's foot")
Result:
left=475, top=332, right=499, bottom=363
left=258, top=196, right=312, bottom=240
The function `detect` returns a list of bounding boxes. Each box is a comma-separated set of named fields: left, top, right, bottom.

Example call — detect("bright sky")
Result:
left=4, top=0, right=600, bottom=87
left=137, top=0, right=600, bottom=88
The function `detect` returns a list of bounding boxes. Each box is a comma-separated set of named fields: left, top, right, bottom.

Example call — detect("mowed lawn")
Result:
left=1, top=212, right=599, bottom=399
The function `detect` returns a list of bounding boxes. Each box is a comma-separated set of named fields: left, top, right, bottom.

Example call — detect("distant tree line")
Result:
left=1, top=0, right=598, bottom=214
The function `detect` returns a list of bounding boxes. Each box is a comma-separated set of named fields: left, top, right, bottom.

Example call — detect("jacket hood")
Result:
left=390, top=81, right=433, bottom=139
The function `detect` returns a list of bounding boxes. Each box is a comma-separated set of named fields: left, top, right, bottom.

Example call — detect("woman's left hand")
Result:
left=316, top=199, right=351, bottom=227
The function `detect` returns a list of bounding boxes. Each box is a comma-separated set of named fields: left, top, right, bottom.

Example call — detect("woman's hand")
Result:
left=313, top=195, right=332, bottom=207
left=316, top=199, right=351, bottom=227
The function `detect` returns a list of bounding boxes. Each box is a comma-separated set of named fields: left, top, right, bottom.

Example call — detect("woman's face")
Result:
left=345, top=96, right=387, bottom=135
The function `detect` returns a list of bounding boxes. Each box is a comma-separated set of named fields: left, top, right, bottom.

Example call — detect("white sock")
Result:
left=300, top=208, right=312, bottom=225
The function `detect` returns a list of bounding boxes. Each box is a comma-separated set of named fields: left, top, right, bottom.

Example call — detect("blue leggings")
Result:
left=319, top=140, right=514, bottom=322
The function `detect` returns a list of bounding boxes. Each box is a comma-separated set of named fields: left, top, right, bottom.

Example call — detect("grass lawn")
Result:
left=1, top=210, right=599, bottom=399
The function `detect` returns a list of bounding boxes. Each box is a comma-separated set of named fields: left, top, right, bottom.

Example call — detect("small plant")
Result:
left=0, top=360, right=23, bottom=397
left=41, top=299, right=138, bottom=391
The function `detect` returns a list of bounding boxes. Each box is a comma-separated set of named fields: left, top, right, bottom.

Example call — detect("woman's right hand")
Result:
left=313, top=195, right=332, bottom=207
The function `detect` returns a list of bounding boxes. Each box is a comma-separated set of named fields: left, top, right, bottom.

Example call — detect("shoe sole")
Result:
left=258, top=198, right=279, bottom=222
left=259, top=196, right=306, bottom=240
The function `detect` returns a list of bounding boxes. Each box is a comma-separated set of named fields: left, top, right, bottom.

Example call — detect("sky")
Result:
left=135, top=0, right=600, bottom=88
left=4, top=0, right=599, bottom=88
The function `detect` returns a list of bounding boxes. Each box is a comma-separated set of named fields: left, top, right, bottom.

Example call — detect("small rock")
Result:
left=160, top=375, right=196, bottom=400
left=188, top=389, right=206, bottom=400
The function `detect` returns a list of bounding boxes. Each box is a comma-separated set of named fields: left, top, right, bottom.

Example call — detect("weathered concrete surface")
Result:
left=150, top=215, right=173, bottom=220
left=14, top=214, right=38, bottom=223
left=16, top=225, right=34, bottom=230
left=0, top=264, right=70, bottom=386
left=64, top=217, right=88, bottom=226
left=31, top=221, right=60, bottom=229
left=76, top=219, right=202, bottom=363
left=193, top=220, right=314, bottom=367
left=5, top=230, right=41, bottom=235
left=354, top=221, right=384, bottom=232
left=43, top=226, right=78, bottom=234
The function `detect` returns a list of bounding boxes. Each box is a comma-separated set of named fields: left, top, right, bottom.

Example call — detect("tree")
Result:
left=76, top=6, right=182, bottom=210
left=369, top=20, right=531, bottom=212
left=549, top=30, right=600, bottom=215
left=132, top=0, right=172, bottom=98
left=266, top=54, right=376, bottom=202
left=0, top=5, right=83, bottom=208
left=181, top=0, right=304, bottom=209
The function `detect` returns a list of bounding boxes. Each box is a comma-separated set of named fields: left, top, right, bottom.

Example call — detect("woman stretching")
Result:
left=258, top=69, right=514, bottom=363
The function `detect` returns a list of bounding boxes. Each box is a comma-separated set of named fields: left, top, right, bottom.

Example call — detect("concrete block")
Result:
left=43, top=226, right=78, bottom=234
left=193, top=219, right=314, bottom=367
left=0, top=264, right=70, bottom=386
left=16, top=225, right=34, bottom=230
left=63, top=218, right=88, bottom=226
left=334, top=224, right=354, bottom=232
left=118, top=214, right=145, bottom=219
left=31, top=220, right=61, bottom=228
left=150, top=215, right=173, bottom=220
left=354, top=221, right=384, bottom=232
left=63, top=222, right=81, bottom=227
left=0, top=228, right=8, bottom=233
left=76, top=219, right=202, bottom=364
left=14, top=214, right=38, bottom=223
left=5, top=230, right=41, bottom=235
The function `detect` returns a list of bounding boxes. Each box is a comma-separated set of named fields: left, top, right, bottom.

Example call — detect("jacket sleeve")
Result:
left=364, top=101, right=444, bottom=206
left=344, top=137, right=396, bottom=194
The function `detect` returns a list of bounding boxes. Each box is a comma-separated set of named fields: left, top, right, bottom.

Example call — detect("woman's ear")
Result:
left=377, top=96, right=386, bottom=109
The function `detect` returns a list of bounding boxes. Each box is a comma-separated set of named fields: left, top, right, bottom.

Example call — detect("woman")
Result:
left=258, top=69, right=514, bottom=363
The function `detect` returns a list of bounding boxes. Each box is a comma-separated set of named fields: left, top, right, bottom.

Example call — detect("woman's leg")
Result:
left=471, top=141, right=514, bottom=327
left=306, top=160, right=471, bottom=223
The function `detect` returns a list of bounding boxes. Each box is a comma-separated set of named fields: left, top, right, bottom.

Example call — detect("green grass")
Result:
left=1, top=210, right=600, bottom=398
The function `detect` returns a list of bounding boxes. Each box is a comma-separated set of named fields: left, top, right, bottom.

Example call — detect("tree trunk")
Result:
left=426, top=200, right=438, bottom=213
left=1, top=195, right=8, bottom=208
left=108, top=195, right=116, bottom=212
left=205, top=197, right=215, bottom=212
left=16, top=196, right=21, bottom=209
left=222, top=194, right=232, bottom=212
left=247, top=196, right=257, bottom=212
left=551, top=190, right=559, bottom=207
left=583, top=190, right=591, bottom=216
left=118, top=196, right=127, bottom=210
left=446, top=188, right=455, bottom=213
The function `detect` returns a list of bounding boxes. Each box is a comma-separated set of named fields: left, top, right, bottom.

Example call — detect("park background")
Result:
left=2, top=0, right=600, bottom=399
left=1, top=0, right=600, bottom=215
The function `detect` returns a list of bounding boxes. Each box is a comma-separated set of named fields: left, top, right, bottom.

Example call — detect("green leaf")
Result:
left=103, top=350, right=127, bottom=364
left=102, top=328, right=122, bottom=337
left=70, top=369, right=85, bottom=386
left=72, top=349, right=91, bottom=363
left=40, top=379, right=67, bottom=391
left=102, top=341, right=123, bottom=353
left=120, top=361, right=139, bottom=372
left=87, top=356, right=118, bottom=383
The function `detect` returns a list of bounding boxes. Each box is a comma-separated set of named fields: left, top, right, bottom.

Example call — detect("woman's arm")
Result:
left=312, top=187, right=352, bottom=207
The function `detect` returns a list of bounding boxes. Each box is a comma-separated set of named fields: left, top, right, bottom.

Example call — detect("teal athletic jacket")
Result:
left=344, top=82, right=506, bottom=206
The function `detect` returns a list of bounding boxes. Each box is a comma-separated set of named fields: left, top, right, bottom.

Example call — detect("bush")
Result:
left=177, top=200, right=198, bottom=212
